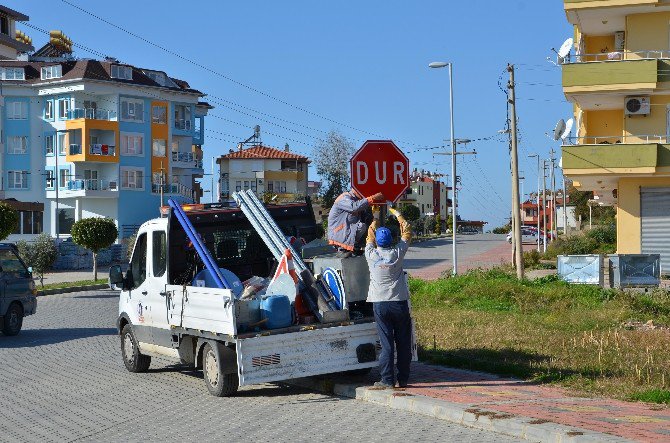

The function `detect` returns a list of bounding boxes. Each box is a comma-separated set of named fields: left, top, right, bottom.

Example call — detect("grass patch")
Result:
left=411, top=268, right=670, bottom=403
left=40, top=279, right=102, bottom=290
left=629, top=389, right=670, bottom=404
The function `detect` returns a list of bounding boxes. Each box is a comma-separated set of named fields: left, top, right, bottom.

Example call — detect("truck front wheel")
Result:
left=202, top=343, right=239, bottom=397
left=121, top=324, right=151, bottom=373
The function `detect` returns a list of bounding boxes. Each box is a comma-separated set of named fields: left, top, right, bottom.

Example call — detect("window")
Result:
left=174, top=104, right=192, bottom=130
left=15, top=211, right=44, bottom=235
left=0, top=249, right=29, bottom=279
left=121, top=168, right=144, bottom=190
left=152, top=231, right=167, bottom=277
left=121, top=134, right=144, bottom=156
left=152, top=139, right=166, bottom=157
left=45, top=134, right=55, bottom=155
left=45, top=169, right=55, bottom=190
left=45, top=100, right=54, bottom=119
left=251, top=180, right=257, bottom=192
left=111, top=64, right=133, bottom=80
left=129, top=233, right=147, bottom=289
left=0, top=16, right=8, bottom=36
left=280, top=181, right=286, bottom=193
left=267, top=181, right=273, bottom=192
left=7, top=136, right=27, bottom=154
left=121, top=99, right=144, bottom=122
left=59, top=168, right=69, bottom=189
left=235, top=181, right=242, bottom=192
left=58, top=133, right=67, bottom=155
left=152, top=105, right=167, bottom=124
left=0, top=67, right=25, bottom=80
left=281, top=160, right=298, bottom=171
left=145, top=71, right=166, bottom=86
left=58, top=208, right=75, bottom=235
left=58, top=99, right=70, bottom=119
left=8, top=171, right=28, bottom=189
left=7, top=101, right=27, bottom=120
left=41, top=65, right=63, bottom=80
left=243, top=180, right=250, bottom=190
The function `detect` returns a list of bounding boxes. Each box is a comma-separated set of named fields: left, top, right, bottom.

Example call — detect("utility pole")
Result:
left=507, top=64, right=524, bottom=279
left=563, top=177, right=568, bottom=235
left=529, top=154, right=541, bottom=252
left=542, top=160, right=548, bottom=253
left=549, top=148, right=556, bottom=243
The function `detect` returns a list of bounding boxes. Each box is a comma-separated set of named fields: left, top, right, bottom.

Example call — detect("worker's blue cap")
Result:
left=375, top=227, right=393, bottom=248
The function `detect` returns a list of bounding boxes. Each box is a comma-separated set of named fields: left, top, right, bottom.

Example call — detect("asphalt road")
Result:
left=404, top=233, right=511, bottom=278
left=0, top=290, right=518, bottom=443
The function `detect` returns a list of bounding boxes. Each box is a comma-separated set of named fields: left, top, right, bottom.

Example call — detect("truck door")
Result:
left=126, top=232, right=152, bottom=344
left=144, top=230, right=173, bottom=348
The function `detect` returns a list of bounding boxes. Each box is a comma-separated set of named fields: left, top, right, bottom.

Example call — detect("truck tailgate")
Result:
left=236, top=322, right=379, bottom=386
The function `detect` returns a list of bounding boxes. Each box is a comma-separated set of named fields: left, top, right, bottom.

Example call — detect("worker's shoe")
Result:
left=397, top=381, right=409, bottom=388
left=373, top=381, right=393, bottom=389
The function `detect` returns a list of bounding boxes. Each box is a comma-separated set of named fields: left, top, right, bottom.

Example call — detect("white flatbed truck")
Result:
left=109, top=202, right=389, bottom=396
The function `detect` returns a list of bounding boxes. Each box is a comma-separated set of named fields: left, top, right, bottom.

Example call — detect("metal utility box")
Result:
left=311, top=255, right=370, bottom=303
left=557, top=255, right=604, bottom=285
left=608, top=254, right=661, bottom=289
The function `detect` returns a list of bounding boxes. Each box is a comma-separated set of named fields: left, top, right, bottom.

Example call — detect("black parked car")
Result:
left=0, top=243, right=37, bottom=335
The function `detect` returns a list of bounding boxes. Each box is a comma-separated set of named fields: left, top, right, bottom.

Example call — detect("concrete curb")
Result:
left=37, top=284, right=109, bottom=296
left=289, top=377, right=632, bottom=443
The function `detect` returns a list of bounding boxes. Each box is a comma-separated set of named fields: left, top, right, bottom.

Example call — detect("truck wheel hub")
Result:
left=124, top=334, right=134, bottom=362
left=205, top=350, right=219, bottom=386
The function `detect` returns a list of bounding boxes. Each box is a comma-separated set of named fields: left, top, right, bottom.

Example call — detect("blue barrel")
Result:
left=260, top=295, right=293, bottom=329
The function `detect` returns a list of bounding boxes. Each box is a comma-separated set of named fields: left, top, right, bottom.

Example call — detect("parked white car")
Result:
left=507, top=227, right=544, bottom=245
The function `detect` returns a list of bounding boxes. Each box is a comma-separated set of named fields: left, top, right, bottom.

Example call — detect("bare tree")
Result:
left=313, top=130, right=355, bottom=208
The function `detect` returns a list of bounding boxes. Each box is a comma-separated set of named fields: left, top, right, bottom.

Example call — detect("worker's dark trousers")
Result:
left=373, top=300, right=412, bottom=385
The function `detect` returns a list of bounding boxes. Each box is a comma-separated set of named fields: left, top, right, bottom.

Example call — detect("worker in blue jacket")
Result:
left=327, top=189, right=385, bottom=258
left=365, top=206, right=412, bottom=388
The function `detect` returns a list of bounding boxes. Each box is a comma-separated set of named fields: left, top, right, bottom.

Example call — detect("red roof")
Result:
left=221, top=145, right=309, bottom=161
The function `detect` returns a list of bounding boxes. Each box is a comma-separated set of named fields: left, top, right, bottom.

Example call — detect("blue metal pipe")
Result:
left=167, top=199, right=231, bottom=289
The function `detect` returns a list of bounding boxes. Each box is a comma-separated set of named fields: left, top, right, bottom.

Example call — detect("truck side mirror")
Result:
left=109, top=265, right=124, bottom=289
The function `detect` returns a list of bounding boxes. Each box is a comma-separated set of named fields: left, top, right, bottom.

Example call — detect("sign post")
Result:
left=351, top=140, right=410, bottom=227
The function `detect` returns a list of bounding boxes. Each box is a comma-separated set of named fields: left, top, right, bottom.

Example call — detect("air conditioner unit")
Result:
left=625, top=96, right=650, bottom=116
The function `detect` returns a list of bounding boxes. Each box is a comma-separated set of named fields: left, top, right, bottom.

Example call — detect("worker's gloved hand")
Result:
left=366, top=219, right=379, bottom=245
left=368, top=192, right=385, bottom=203
left=389, top=207, right=401, bottom=218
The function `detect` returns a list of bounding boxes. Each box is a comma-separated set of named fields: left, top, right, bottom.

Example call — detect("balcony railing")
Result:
left=69, top=144, right=82, bottom=155
left=567, top=135, right=669, bottom=145
left=67, top=179, right=119, bottom=191
left=151, top=182, right=195, bottom=199
left=569, top=50, right=670, bottom=64
left=90, top=144, right=116, bottom=156
left=172, top=151, right=195, bottom=163
left=193, top=129, right=202, bottom=140
left=68, top=108, right=117, bottom=120
left=174, top=119, right=192, bottom=130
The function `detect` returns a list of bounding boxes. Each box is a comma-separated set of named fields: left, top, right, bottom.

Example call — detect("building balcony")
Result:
left=46, top=179, right=119, bottom=199
left=265, top=170, right=306, bottom=181
left=171, top=151, right=203, bottom=169
left=174, top=119, right=192, bottom=131
left=562, top=58, right=663, bottom=95
left=151, top=183, right=195, bottom=200
left=561, top=141, right=665, bottom=175
left=67, top=108, right=117, bottom=121
left=68, top=144, right=117, bottom=160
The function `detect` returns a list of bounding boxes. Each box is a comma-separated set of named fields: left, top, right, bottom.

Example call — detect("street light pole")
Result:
left=429, top=61, right=458, bottom=275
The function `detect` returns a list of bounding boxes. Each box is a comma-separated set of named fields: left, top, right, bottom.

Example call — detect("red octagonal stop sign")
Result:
left=350, top=140, right=409, bottom=203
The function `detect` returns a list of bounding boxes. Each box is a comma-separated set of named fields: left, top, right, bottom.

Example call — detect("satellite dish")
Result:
left=558, top=38, right=574, bottom=59
left=553, top=119, right=566, bottom=141
left=560, top=118, right=574, bottom=142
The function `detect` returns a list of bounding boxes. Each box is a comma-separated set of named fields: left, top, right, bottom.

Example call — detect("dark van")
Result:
left=0, top=243, right=36, bottom=336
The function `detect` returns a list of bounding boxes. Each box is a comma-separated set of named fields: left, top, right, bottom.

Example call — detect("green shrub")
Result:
left=0, top=203, right=18, bottom=241
left=587, top=225, right=616, bottom=244
left=16, top=234, right=58, bottom=287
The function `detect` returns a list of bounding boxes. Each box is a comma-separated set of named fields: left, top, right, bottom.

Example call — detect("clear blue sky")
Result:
left=12, top=0, right=573, bottom=228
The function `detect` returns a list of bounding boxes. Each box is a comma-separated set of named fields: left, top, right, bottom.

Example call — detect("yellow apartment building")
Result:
left=562, top=0, right=670, bottom=269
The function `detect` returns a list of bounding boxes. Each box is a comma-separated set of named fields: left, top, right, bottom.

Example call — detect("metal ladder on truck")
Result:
left=232, top=190, right=347, bottom=323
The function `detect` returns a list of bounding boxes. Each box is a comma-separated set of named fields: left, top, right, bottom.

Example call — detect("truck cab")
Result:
left=111, top=202, right=390, bottom=396
left=0, top=243, right=37, bottom=336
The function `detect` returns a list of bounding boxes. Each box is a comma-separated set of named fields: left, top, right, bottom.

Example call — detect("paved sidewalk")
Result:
left=409, top=241, right=514, bottom=280
left=294, top=362, right=670, bottom=442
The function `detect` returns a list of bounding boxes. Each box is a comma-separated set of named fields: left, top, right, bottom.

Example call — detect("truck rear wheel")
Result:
left=121, top=324, right=151, bottom=373
left=2, top=303, right=23, bottom=336
left=202, top=343, right=239, bottom=397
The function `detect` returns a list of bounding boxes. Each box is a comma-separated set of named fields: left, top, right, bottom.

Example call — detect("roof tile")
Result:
left=222, top=145, right=309, bottom=161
